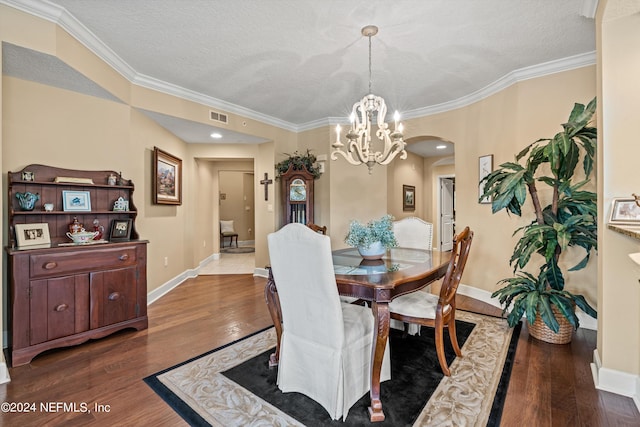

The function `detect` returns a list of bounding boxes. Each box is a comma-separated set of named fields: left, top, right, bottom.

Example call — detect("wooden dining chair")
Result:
left=306, top=223, right=327, bottom=235
left=388, top=226, right=474, bottom=376
left=267, top=223, right=390, bottom=420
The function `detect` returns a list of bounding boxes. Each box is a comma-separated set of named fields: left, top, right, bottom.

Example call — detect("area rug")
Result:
left=220, top=246, right=255, bottom=254
left=144, top=311, right=520, bottom=426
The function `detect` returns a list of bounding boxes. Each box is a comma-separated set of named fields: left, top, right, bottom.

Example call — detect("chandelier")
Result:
left=331, top=25, right=406, bottom=173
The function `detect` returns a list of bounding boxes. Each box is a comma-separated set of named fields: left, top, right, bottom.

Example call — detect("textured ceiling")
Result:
left=2, top=0, right=597, bottom=153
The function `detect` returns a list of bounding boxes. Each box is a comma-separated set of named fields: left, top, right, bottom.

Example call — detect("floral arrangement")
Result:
left=275, top=149, right=321, bottom=179
left=345, top=214, right=398, bottom=249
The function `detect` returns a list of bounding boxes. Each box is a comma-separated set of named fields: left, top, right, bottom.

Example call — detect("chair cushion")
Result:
left=220, top=220, right=235, bottom=233
left=389, top=291, right=450, bottom=319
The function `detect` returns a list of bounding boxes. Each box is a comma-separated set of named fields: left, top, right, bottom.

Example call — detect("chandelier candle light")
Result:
left=331, top=25, right=407, bottom=173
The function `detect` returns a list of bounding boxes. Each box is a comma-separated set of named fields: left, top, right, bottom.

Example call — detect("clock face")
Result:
left=290, top=179, right=307, bottom=201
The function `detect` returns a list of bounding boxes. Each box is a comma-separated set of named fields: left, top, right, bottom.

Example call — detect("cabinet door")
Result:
left=30, top=275, right=90, bottom=345
left=90, top=267, right=138, bottom=329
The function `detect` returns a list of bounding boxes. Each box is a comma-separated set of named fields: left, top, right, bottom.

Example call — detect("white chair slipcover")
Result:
left=267, top=223, right=390, bottom=421
left=391, top=217, right=435, bottom=335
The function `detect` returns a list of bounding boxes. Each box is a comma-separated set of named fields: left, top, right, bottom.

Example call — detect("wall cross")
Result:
left=260, top=173, right=273, bottom=201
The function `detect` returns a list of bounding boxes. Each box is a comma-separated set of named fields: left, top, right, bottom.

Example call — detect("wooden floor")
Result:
left=1, top=274, right=638, bottom=426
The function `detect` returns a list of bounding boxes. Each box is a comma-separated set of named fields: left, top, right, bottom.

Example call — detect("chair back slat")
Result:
left=438, top=227, right=473, bottom=306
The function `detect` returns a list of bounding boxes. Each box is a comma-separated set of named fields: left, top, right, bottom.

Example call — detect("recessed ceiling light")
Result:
left=436, top=144, right=447, bottom=149
left=210, top=132, right=223, bottom=139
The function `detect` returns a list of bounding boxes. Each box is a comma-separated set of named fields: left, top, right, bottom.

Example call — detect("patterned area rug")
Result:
left=145, top=311, right=520, bottom=426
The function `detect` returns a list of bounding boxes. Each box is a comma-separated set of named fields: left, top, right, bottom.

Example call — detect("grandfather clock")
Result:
left=281, top=163, right=314, bottom=226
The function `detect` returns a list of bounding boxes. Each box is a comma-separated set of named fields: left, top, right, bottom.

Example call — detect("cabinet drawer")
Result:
left=30, top=247, right=137, bottom=279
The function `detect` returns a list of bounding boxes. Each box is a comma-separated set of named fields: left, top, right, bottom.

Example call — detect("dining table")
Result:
left=264, top=246, right=452, bottom=422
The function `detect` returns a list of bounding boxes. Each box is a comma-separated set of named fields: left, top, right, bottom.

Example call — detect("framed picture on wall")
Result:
left=153, top=146, right=182, bottom=205
left=479, top=154, right=493, bottom=204
left=403, top=185, right=416, bottom=211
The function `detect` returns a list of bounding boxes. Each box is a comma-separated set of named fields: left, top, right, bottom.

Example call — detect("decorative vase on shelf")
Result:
left=15, top=192, right=40, bottom=211
left=357, top=241, right=386, bottom=260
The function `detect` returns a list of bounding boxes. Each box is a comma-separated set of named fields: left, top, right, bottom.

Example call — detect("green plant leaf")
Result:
left=537, top=295, right=560, bottom=333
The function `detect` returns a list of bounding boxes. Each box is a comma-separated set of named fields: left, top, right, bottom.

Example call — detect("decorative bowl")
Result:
left=66, top=231, right=99, bottom=243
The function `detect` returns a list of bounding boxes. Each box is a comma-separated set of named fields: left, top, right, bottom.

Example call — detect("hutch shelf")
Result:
left=6, top=164, right=148, bottom=366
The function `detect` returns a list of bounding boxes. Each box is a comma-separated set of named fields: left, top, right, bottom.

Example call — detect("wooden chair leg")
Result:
left=448, top=317, right=462, bottom=357
left=434, top=323, right=451, bottom=376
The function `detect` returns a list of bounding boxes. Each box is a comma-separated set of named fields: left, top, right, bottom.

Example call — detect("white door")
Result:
left=440, top=177, right=455, bottom=251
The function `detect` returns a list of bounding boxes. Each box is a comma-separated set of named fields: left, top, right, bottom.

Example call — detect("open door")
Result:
left=440, top=177, right=455, bottom=251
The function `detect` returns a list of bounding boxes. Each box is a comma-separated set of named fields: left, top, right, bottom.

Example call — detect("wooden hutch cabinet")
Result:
left=6, top=165, right=148, bottom=366
left=280, top=164, right=315, bottom=226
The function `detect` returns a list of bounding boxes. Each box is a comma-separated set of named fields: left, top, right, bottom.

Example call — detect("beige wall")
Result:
left=387, top=151, right=424, bottom=220
left=597, top=0, right=640, bottom=378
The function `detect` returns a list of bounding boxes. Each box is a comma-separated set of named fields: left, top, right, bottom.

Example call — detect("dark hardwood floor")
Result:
left=1, top=274, right=638, bottom=426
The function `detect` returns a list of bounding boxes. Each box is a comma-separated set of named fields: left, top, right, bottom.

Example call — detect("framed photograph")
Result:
left=15, top=223, right=51, bottom=248
left=62, top=190, right=92, bottom=212
left=109, top=219, right=133, bottom=242
left=154, top=146, right=182, bottom=205
left=479, top=154, right=493, bottom=204
left=609, top=198, right=640, bottom=224
left=403, top=185, right=416, bottom=211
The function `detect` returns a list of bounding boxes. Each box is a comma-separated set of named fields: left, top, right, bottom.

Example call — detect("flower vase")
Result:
left=358, top=241, right=385, bottom=260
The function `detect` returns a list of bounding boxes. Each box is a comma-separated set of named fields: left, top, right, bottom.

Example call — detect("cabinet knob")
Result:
left=44, top=262, right=58, bottom=270
left=118, top=254, right=129, bottom=261
left=54, top=303, right=68, bottom=312
left=108, top=292, right=121, bottom=301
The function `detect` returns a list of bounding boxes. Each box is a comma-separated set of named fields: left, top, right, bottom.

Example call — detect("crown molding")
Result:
left=402, top=51, right=596, bottom=120
left=2, top=0, right=597, bottom=134
left=132, top=74, right=298, bottom=132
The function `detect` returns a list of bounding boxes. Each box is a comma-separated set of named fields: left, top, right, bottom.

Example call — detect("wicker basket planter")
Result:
left=528, top=305, right=574, bottom=344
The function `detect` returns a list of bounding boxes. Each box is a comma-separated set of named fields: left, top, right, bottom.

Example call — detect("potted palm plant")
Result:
left=345, top=214, right=398, bottom=260
left=480, top=98, right=598, bottom=343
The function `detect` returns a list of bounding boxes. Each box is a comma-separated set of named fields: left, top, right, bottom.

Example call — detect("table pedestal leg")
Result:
left=368, top=301, right=389, bottom=422
left=263, top=268, right=282, bottom=367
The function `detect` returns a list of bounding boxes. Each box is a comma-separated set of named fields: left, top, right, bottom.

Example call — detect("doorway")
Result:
left=439, top=176, right=455, bottom=251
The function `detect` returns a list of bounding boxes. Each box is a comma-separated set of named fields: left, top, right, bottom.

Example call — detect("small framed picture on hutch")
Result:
left=62, top=190, right=92, bottom=212
left=609, top=198, right=640, bottom=224
left=153, top=146, right=182, bottom=205
left=109, top=219, right=133, bottom=242
left=15, top=223, right=51, bottom=248
left=403, top=185, right=415, bottom=211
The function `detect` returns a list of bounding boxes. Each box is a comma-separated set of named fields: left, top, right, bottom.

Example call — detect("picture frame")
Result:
left=479, top=154, right=493, bottom=204
left=15, top=223, right=51, bottom=248
left=609, top=198, right=640, bottom=224
left=403, top=185, right=416, bottom=211
left=109, top=218, right=133, bottom=242
left=153, top=146, right=182, bottom=205
left=62, top=190, right=92, bottom=212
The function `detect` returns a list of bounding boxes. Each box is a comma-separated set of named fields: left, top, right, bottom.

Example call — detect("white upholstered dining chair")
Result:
left=267, top=223, right=391, bottom=421
left=392, top=216, right=433, bottom=250
left=389, top=226, right=474, bottom=376
left=391, top=216, right=435, bottom=334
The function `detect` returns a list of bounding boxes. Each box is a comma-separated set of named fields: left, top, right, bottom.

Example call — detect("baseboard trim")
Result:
left=147, top=267, right=198, bottom=305
left=591, top=349, right=640, bottom=412
left=254, top=267, right=269, bottom=278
